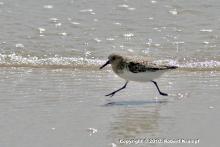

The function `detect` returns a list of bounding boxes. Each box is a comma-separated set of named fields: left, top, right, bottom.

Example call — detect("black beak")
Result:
left=100, top=60, right=110, bottom=69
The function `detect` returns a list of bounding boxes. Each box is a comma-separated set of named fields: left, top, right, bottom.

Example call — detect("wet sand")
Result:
left=0, top=67, right=219, bottom=147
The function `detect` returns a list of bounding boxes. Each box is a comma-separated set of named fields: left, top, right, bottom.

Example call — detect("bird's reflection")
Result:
left=108, top=100, right=170, bottom=144
left=105, top=99, right=168, bottom=106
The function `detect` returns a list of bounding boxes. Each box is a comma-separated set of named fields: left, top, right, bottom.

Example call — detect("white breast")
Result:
left=117, top=70, right=166, bottom=82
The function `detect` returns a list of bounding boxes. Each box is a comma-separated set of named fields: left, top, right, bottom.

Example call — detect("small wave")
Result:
left=0, top=53, right=105, bottom=69
left=179, top=60, right=220, bottom=71
left=0, top=53, right=219, bottom=71
left=154, top=59, right=220, bottom=71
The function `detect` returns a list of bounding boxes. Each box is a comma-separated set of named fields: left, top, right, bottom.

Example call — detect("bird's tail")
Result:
left=165, top=65, right=178, bottom=69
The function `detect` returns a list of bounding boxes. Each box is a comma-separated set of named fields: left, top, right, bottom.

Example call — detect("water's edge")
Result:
left=0, top=53, right=219, bottom=71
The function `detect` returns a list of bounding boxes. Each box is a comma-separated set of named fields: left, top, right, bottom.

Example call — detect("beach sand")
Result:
left=0, top=67, right=219, bottom=147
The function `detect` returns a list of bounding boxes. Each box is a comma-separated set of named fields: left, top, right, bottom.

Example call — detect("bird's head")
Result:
left=100, top=54, right=123, bottom=69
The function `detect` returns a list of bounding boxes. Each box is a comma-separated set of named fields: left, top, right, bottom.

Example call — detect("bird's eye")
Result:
left=112, top=57, right=116, bottom=60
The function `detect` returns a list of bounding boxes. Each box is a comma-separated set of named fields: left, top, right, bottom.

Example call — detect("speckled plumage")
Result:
left=109, top=54, right=177, bottom=75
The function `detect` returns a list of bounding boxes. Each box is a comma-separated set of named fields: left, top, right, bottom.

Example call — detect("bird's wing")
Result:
left=127, top=61, right=177, bottom=73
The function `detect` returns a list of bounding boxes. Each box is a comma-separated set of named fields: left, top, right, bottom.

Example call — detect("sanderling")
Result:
left=100, top=53, right=177, bottom=97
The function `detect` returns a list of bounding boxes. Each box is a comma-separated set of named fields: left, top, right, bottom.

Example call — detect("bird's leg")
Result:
left=151, top=80, right=168, bottom=96
left=106, top=81, right=128, bottom=97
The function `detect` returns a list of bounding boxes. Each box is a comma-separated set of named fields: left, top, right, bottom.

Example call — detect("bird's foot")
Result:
left=160, top=92, right=168, bottom=96
left=105, top=92, right=116, bottom=97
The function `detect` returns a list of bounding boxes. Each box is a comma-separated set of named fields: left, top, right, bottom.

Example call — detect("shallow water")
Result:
left=0, top=0, right=219, bottom=69
left=0, top=0, right=220, bottom=146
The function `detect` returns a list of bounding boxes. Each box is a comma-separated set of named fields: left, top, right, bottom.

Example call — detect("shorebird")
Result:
left=100, top=53, right=177, bottom=97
